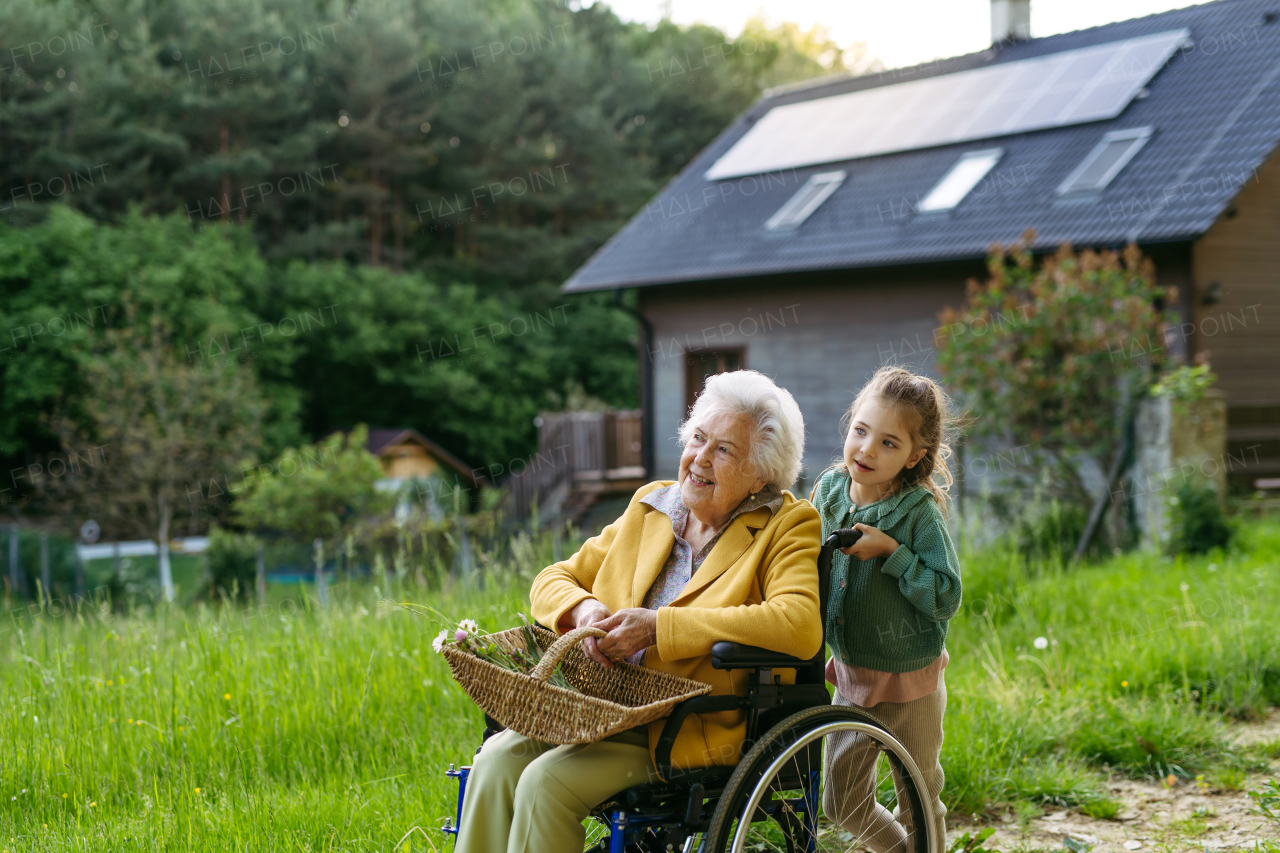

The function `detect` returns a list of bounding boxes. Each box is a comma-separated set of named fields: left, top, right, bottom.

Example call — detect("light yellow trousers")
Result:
left=822, top=678, right=948, bottom=853
left=455, top=727, right=655, bottom=853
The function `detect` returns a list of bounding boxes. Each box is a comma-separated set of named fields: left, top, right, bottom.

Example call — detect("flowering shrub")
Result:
left=937, top=232, right=1169, bottom=504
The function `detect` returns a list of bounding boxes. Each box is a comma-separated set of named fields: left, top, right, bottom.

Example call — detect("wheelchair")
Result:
left=443, top=530, right=938, bottom=853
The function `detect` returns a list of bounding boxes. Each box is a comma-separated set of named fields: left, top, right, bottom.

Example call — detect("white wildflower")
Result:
left=1033, top=637, right=1049, bottom=650
left=459, top=618, right=479, bottom=634
left=432, top=629, right=450, bottom=653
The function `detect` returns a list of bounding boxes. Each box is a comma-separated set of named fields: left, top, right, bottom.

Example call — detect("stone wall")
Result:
left=1132, top=390, right=1227, bottom=547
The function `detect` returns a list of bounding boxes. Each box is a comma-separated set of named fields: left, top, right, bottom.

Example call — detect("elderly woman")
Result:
left=456, top=369, right=822, bottom=853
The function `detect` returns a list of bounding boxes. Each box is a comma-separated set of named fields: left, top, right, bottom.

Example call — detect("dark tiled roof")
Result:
left=565, top=0, right=1280, bottom=292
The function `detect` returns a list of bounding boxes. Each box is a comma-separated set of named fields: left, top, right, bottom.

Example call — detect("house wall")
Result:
left=1192, top=146, right=1280, bottom=480
left=638, top=264, right=980, bottom=493
left=637, top=247, right=1201, bottom=497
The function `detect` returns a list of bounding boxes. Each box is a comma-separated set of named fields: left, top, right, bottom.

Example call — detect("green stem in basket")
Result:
left=516, top=613, right=574, bottom=690
left=402, top=601, right=577, bottom=691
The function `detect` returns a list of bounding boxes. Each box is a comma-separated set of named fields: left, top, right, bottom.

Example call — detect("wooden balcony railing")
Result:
left=502, top=410, right=644, bottom=519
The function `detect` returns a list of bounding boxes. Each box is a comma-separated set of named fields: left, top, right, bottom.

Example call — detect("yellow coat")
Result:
left=530, top=481, right=823, bottom=777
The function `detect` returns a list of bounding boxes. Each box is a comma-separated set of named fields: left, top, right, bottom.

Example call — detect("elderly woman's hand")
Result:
left=591, top=608, right=658, bottom=666
left=562, top=598, right=614, bottom=666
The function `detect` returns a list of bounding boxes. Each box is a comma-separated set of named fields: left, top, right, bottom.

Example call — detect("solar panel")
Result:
left=704, top=28, right=1189, bottom=181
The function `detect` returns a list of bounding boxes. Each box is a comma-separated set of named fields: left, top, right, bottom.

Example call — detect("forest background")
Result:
left=0, top=0, right=879, bottom=538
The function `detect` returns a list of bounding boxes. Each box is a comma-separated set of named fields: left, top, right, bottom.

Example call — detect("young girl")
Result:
left=811, top=366, right=961, bottom=853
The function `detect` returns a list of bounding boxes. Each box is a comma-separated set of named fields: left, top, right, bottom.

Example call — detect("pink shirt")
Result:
left=825, top=648, right=949, bottom=707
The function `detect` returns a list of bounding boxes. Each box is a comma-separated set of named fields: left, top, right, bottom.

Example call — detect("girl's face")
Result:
left=842, top=399, right=927, bottom=498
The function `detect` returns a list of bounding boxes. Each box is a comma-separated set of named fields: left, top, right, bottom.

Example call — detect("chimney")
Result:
left=991, top=0, right=1032, bottom=45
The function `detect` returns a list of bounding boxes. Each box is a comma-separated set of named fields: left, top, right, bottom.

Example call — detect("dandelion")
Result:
left=223, top=693, right=231, bottom=700
left=1121, top=680, right=1129, bottom=687
left=195, top=788, right=202, bottom=794
left=127, top=719, right=133, bottom=724
left=1033, top=637, right=1049, bottom=650
left=106, top=680, right=113, bottom=686
left=458, top=618, right=479, bottom=634
left=432, top=629, right=450, bottom=653
left=62, top=794, right=67, bottom=799
left=89, top=801, right=96, bottom=807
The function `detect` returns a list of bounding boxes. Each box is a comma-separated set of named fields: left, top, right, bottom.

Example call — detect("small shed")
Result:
left=365, top=428, right=479, bottom=486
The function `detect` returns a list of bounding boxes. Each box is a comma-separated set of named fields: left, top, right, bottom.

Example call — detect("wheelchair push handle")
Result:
left=824, top=527, right=862, bottom=551
left=530, top=626, right=607, bottom=682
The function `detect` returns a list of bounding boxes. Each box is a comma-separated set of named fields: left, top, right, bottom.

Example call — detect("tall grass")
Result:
left=2, top=521, right=1278, bottom=849
left=0, top=571, right=533, bottom=852
left=942, top=520, right=1280, bottom=813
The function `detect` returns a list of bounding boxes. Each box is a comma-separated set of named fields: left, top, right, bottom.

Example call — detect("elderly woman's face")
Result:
left=679, top=411, right=768, bottom=526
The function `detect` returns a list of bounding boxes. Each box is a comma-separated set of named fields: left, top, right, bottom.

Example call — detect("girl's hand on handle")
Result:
left=564, top=598, right=613, bottom=665
left=841, top=523, right=900, bottom=561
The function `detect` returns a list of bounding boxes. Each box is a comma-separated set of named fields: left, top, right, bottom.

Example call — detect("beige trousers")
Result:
left=455, top=727, right=654, bottom=853
left=822, top=677, right=948, bottom=853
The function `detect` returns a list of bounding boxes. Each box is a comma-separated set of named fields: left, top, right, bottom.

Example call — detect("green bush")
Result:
left=202, top=528, right=260, bottom=601
left=1168, top=480, right=1232, bottom=555
left=1012, top=498, right=1090, bottom=564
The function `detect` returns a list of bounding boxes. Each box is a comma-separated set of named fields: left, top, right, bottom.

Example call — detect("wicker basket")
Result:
left=441, top=625, right=712, bottom=745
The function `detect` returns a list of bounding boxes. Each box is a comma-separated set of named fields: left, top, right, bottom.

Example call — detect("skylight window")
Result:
left=1057, top=127, right=1153, bottom=194
left=765, top=170, right=846, bottom=231
left=918, top=149, right=1003, bottom=212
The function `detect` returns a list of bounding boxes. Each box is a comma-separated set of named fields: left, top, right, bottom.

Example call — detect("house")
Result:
left=564, top=0, right=1280, bottom=495
left=364, top=428, right=480, bottom=497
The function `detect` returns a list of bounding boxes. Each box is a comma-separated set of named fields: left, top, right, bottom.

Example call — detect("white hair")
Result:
left=678, top=370, right=806, bottom=490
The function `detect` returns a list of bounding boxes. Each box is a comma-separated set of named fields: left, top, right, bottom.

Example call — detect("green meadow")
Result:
left=2, top=521, right=1278, bottom=852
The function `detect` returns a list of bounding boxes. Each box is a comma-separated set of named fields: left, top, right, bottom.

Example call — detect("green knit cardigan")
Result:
left=813, top=470, right=962, bottom=673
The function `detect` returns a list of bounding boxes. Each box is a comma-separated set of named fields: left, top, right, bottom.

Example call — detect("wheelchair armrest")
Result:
left=711, top=641, right=812, bottom=670
left=654, top=695, right=745, bottom=782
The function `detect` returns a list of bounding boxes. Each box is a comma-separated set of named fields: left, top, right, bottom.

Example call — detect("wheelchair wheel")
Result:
left=702, top=705, right=934, bottom=853
left=581, top=816, right=612, bottom=850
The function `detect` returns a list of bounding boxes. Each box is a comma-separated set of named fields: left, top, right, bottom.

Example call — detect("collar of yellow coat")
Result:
left=629, top=481, right=775, bottom=607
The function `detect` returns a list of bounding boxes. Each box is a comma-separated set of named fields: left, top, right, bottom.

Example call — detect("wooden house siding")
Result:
left=1192, top=147, right=1280, bottom=479
left=1192, top=147, right=1280, bottom=407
